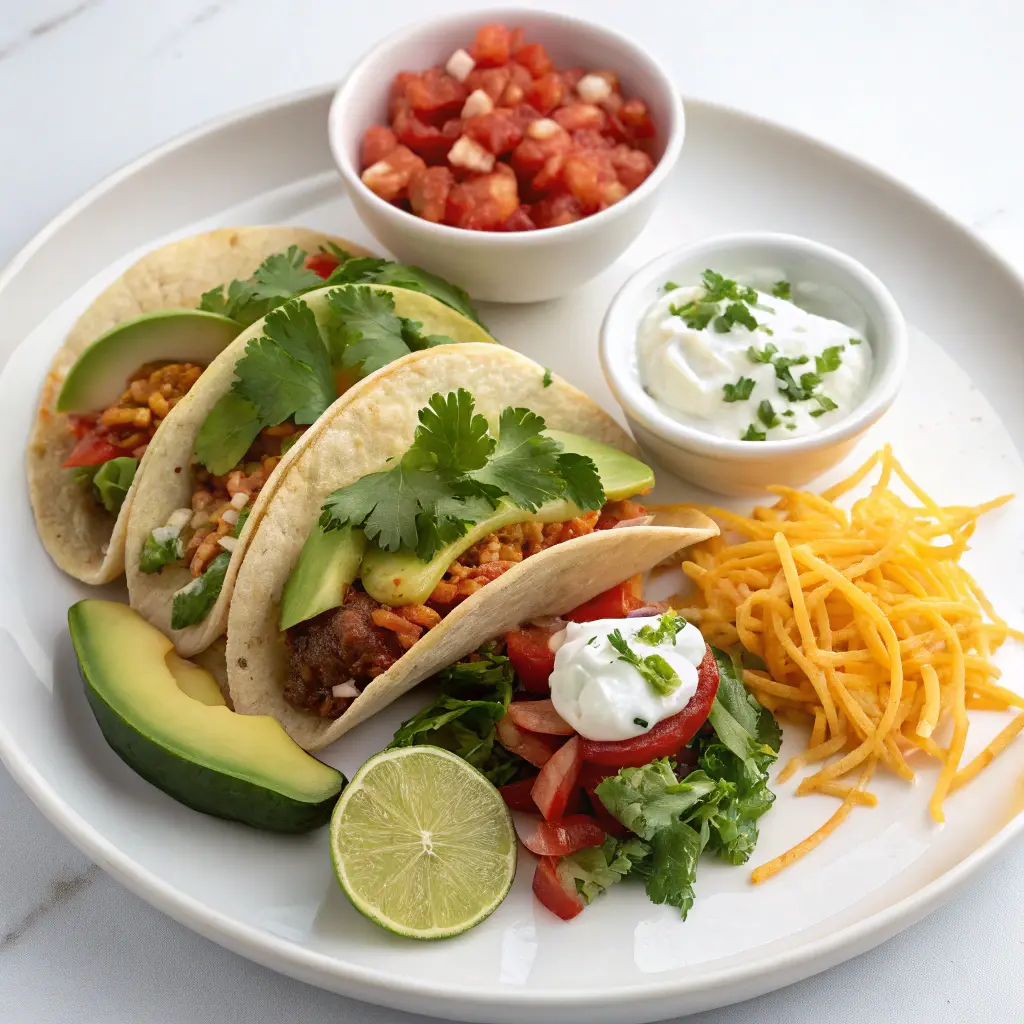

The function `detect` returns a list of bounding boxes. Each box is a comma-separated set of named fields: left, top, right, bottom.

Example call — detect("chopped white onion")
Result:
left=447, top=135, right=495, bottom=173
left=526, top=117, right=561, bottom=140
left=461, top=88, right=494, bottom=119
left=332, top=681, right=360, bottom=699
left=576, top=73, right=612, bottom=104
left=221, top=508, right=239, bottom=526
left=445, top=48, right=475, bottom=83
left=230, top=492, right=249, bottom=510
left=217, top=536, right=238, bottom=552
left=167, top=507, right=193, bottom=532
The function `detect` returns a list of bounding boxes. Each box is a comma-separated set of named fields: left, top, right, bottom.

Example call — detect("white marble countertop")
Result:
left=2, top=1, right=1023, bottom=1020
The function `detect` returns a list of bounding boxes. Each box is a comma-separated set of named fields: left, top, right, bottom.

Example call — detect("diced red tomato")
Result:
left=610, top=145, right=654, bottom=190
left=563, top=150, right=627, bottom=212
left=465, top=66, right=510, bottom=102
left=499, top=62, right=534, bottom=107
left=533, top=856, right=584, bottom=920
left=499, top=205, right=537, bottom=231
left=67, top=414, right=97, bottom=440
left=464, top=110, right=524, bottom=155
left=553, top=103, right=606, bottom=132
left=408, top=166, right=454, bottom=223
left=580, top=645, right=721, bottom=767
left=360, top=144, right=426, bottom=201
left=504, top=626, right=558, bottom=693
left=507, top=699, right=574, bottom=735
left=578, top=763, right=628, bottom=838
left=526, top=72, right=566, bottom=115
left=532, top=736, right=581, bottom=820
left=393, top=107, right=457, bottom=164
left=405, top=67, right=467, bottom=123
left=445, top=165, right=519, bottom=230
left=561, top=66, right=586, bottom=93
left=511, top=126, right=572, bottom=191
left=495, top=715, right=560, bottom=767
left=470, top=23, right=512, bottom=67
left=565, top=577, right=643, bottom=622
left=303, top=251, right=341, bottom=279
left=513, top=41, right=554, bottom=79
left=360, top=124, right=398, bottom=169
left=530, top=191, right=582, bottom=228
left=499, top=775, right=540, bottom=813
left=571, top=129, right=613, bottom=151
left=518, top=814, right=605, bottom=857
left=620, top=97, right=656, bottom=140
left=62, top=432, right=121, bottom=468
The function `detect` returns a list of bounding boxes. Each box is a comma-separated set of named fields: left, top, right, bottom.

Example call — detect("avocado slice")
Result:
left=281, top=432, right=654, bottom=626
left=70, top=600, right=344, bottom=831
left=280, top=525, right=366, bottom=630
left=57, top=310, right=241, bottom=413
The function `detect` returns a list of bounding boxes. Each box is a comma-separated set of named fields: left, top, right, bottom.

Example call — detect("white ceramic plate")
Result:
left=1, top=87, right=1023, bottom=1024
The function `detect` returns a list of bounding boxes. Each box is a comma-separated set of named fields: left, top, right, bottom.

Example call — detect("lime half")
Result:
left=330, top=745, right=517, bottom=939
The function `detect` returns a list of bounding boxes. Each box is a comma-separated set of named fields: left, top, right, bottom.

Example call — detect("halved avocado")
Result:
left=280, top=432, right=655, bottom=626
left=70, top=600, right=344, bottom=831
left=57, top=310, right=241, bottom=413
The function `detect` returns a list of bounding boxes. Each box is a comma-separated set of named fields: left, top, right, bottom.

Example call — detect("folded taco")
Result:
left=224, top=344, right=718, bottom=752
left=27, top=225, right=368, bottom=585
left=124, top=270, right=495, bottom=657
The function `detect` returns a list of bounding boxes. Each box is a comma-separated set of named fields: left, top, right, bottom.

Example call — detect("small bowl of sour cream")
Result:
left=600, top=233, right=907, bottom=495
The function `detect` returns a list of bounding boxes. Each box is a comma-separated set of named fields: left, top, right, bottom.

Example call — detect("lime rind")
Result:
left=330, top=745, right=516, bottom=940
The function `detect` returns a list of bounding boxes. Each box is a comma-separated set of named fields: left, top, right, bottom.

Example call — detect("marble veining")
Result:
left=1, top=865, right=100, bottom=950
left=0, top=0, right=105, bottom=63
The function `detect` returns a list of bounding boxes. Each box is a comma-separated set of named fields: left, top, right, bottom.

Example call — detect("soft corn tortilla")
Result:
left=224, top=343, right=719, bottom=752
left=125, top=288, right=495, bottom=658
left=27, top=225, right=362, bottom=585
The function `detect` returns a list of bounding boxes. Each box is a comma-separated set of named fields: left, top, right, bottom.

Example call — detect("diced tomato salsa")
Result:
left=358, top=23, right=657, bottom=231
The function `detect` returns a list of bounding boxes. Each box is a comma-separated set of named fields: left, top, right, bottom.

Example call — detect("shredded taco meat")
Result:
left=284, top=498, right=647, bottom=717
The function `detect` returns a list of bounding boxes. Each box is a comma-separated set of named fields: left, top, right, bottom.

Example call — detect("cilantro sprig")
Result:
left=635, top=613, right=687, bottom=646
left=319, top=390, right=604, bottom=560
left=771, top=280, right=791, bottom=300
left=607, top=628, right=682, bottom=697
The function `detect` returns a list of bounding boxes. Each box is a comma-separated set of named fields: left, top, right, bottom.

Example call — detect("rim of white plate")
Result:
left=1, top=83, right=1022, bottom=1015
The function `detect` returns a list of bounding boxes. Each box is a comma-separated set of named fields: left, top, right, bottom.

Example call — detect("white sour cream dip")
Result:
left=637, top=279, right=872, bottom=441
left=548, top=616, right=706, bottom=741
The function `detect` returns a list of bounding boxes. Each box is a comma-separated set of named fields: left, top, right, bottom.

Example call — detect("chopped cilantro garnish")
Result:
left=542, top=367, right=553, bottom=388
left=722, top=377, right=756, bottom=403
left=747, top=343, right=779, bottom=364
left=663, top=280, right=680, bottom=292
left=741, top=424, right=767, bottom=442
left=815, top=345, right=844, bottom=374
left=810, top=394, right=839, bottom=418
left=771, top=280, right=791, bottom=300
left=713, top=302, right=759, bottom=334
left=757, top=400, right=780, bottom=429
left=782, top=409, right=795, bottom=418
left=700, top=269, right=757, bottom=305
left=671, top=301, right=717, bottom=331
left=633, top=717, right=649, bottom=729
left=607, top=629, right=682, bottom=697
left=849, top=336, right=862, bottom=345
left=635, top=613, right=687, bottom=646
left=785, top=423, right=797, bottom=431
left=319, top=390, right=604, bottom=559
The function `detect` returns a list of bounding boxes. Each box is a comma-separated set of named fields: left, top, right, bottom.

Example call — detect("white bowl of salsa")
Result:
left=328, top=9, right=685, bottom=303
left=599, top=233, right=908, bottom=495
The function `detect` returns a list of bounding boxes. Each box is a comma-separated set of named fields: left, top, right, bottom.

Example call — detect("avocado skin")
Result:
left=81, top=677, right=341, bottom=832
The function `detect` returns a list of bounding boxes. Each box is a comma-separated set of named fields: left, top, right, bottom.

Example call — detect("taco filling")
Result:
left=134, top=252, right=491, bottom=633
left=277, top=388, right=658, bottom=719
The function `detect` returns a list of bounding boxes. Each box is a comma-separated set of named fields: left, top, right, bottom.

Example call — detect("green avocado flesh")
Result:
left=279, top=432, right=654, bottom=628
left=57, top=310, right=241, bottom=413
left=70, top=600, right=344, bottom=831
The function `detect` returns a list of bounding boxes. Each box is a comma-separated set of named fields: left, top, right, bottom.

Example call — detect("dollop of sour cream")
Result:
left=549, top=616, right=706, bottom=741
left=637, top=278, right=872, bottom=441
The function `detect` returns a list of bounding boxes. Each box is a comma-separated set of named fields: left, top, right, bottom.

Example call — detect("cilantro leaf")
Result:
left=811, top=394, right=839, bottom=418
left=232, top=313, right=333, bottom=428
left=371, top=262, right=483, bottom=325
left=815, top=345, right=844, bottom=374
left=662, top=280, right=680, bottom=292
left=771, top=280, right=791, bottom=300
left=741, top=424, right=766, bottom=441
left=714, top=301, right=758, bottom=334
left=329, top=286, right=413, bottom=375
left=642, top=820, right=703, bottom=919
left=849, top=336, right=863, bottom=345
left=607, top=629, right=682, bottom=697
left=171, top=551, right=230, bottom=629
left=757, top=400, right=780, bottom=429
left=635, top=613, right=687, bottom=646
left=747, top=343, right=778, bottom=364
left=542, top=367, right=553, bottom=388
left=722, top=377, right=755, bottom=402
left=559, top=835, right=651, bottom=904
left=194, top=392, right=264, bottom=475
left=556, top=452, right=605, bottom=511
left=414, top=389, right=493, bottom=473
left=594, top=759, right=721, bottom=840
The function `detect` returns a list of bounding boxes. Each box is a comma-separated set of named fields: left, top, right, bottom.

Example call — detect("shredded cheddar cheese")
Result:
left=655, top=446, right=1024, bottom=883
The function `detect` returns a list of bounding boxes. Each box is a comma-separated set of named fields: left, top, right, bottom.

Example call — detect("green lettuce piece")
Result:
left=558, top=836, right=651, bottom=904
left=594, top=759, right=723, bottom=841
left=77, top=457, right=137, bottom=514
left=390, top=651, right=526, bottom=786
left=139, top=528, right=184, bottom=575
left=171, top=550, right=230, bottom=630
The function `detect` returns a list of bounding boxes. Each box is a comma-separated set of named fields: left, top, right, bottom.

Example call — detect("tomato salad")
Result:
left=388, top=579, right=783, bottom=922
left=359, top=23, right=657, bottom=231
